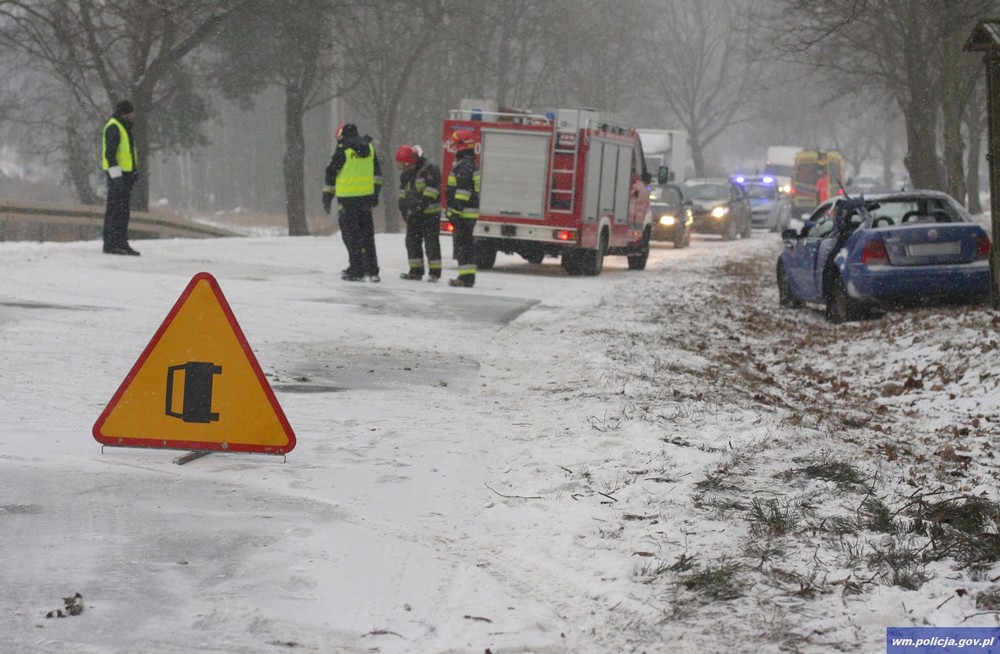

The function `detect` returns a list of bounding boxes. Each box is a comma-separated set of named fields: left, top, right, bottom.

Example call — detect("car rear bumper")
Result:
left=845, top=262, right=990, bottom=306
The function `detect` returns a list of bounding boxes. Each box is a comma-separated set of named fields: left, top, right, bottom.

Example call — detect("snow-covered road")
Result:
left=2, top=231, right=999, bottom=653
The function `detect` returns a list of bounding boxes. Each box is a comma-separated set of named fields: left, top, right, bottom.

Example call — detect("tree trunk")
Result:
left=942, top=100, right=967, bottom=205
left=65, top=117, right=99, bottom=205
left=966, top=97, right=985, bottom=214
left=881, top=127, right=895, bottom=190
left=690, top=136, right=706, bottom=178
left=132, top=112, right=151, bottom=212
left=283, top=85, right=310, bottom=236
left=902, top=95, right=943, bottom=190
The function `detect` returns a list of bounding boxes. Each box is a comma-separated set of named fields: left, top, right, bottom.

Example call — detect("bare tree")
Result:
left=643, top=0, right=762, bottom=176
left=0, top=0, right=249, bottom=210
left=214, top=0, right=341, bottom=235
left=769, top=0, right=995, bottom=197
left=331, top=0, right=446, bottom=233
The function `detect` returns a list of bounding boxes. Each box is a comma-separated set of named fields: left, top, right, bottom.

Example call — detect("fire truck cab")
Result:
left=441, top=104, right=652, bottom=276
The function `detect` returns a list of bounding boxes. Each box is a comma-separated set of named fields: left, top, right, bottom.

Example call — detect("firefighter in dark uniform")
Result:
left=396, top=144, right=443, bottom=282
left=322, top=123, right=382, bottom=282
left=101, top=99, right=140, bottom=255
left=445, top=130, right=480, bottom=288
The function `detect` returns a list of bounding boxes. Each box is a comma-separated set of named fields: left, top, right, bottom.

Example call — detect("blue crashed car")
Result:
left=777, top=190, right=992, bottom=323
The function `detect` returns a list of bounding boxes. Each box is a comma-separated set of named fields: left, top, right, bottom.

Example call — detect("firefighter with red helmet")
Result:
left=396, top=144, right=443, bottom=281
left=323, top=123, right=382, bottom=282
left=445, top=129, right=480, bottom=288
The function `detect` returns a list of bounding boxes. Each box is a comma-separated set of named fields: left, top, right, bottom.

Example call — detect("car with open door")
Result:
left=776, top=190, right=991, bottom=323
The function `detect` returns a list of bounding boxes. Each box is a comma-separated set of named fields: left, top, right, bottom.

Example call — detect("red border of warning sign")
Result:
left=92, top=272, right=296, bottom=454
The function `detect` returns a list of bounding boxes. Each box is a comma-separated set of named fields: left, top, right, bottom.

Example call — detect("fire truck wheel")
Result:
left=627, top=230, right=650, bottom=270
left=581, top=233, right=607, bottom=276
left=562, top=250, right=584, bottom=276
left=523, top=249, right=545, bottom=265
left=474, top=242, right=497, bottom=270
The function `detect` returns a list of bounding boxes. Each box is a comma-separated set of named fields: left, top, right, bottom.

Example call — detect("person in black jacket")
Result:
left=396, top=144, right=442, bottom=282
left=101, top=99, right=140, bottom=255
left=445, top=130, right=480, bottom=288
left=322, top=123, right=382, bottom=282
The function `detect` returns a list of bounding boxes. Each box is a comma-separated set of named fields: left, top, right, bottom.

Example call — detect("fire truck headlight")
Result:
left=658, top=213, right=677, bottom=226
left=711, top=206, right=729, bottom=219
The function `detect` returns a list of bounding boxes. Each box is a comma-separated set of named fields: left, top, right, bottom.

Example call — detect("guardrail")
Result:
left=0, top=200, right=238, bottom=242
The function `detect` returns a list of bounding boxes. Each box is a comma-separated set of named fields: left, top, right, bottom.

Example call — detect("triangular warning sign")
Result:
left=93, top=272, right=295, bottom=454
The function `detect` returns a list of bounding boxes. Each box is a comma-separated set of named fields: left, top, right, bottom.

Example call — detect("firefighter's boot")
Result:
left=400, top=271, right=423, bottom=281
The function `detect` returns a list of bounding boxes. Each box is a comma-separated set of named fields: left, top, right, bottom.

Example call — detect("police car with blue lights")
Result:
left=735, top=175, right=792, bottom=233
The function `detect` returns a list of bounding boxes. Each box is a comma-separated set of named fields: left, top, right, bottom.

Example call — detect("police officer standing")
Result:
left=445, top=130, right=480, bottom=288
left=396, top=144, right=443, bottom=282
left=101, top=99, right=140, bottom=255
left=323, top=123, right=382, bottom=282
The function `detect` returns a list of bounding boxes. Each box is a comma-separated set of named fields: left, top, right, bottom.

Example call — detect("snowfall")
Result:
left=3, top=221, right=1000, bottom=654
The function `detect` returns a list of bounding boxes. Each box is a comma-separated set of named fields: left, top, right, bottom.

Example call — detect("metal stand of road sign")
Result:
left=173, top=450, right=211, bottom=465
left=100, top=445, right=285, bottom=464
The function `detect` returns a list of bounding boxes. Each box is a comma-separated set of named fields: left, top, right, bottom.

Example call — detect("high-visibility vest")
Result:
left=336, top=146, right=376, bottom=197
left=101, top=118, right=134, bottom=172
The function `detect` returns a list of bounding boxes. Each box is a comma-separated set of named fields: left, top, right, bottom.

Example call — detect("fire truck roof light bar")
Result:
left=448, top=109, right=550, bottom=122
left=447, top=107, right=635, bottom=136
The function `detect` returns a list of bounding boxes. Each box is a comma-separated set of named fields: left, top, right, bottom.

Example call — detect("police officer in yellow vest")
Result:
left=101, top=99, right=140, bottom=255
left=323, top=123, right=383, bottom=282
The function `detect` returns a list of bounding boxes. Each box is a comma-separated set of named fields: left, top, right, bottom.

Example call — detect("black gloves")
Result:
left=322, top=191, right=333, bottom=214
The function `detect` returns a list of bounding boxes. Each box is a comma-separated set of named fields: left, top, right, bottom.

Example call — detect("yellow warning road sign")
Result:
left=93, top=272, right=296, bottom=454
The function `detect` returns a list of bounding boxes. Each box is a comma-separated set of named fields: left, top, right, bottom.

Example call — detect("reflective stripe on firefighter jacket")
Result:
left=102, top=118, right=135, bottom=172
left=398, top=159, right=442, bottom=216
left=446, top=151, right=479, bottom=219
left=336, top=145, right=376, bottom=198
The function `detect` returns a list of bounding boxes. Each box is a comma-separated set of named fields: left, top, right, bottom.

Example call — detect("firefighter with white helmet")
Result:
left=396, top=144, right=443, bottom=281
left=445, top=129, right=480, bottom=287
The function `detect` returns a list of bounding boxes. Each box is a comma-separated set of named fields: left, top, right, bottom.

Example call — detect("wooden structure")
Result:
left=966, top=20, right=1000, bottom=308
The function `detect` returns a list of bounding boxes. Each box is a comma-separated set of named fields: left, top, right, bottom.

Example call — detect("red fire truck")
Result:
left=441, top=105, right=652, bottom=276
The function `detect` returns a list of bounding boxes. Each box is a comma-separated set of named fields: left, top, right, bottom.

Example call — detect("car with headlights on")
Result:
left=682, top=177, right=751, bottom=240
left=736, top=175, right=791, bottom=232
left=776, top=190, right=991, bottom=323
left=648, top=183, right=693, bottom=247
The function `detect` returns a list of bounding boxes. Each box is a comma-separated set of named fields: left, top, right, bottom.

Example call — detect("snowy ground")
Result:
left=1, top=227, right=999, bottom=653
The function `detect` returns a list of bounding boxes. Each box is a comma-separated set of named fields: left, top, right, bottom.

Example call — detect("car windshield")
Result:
left=649, top=185, right=681, bottom=204
left=683, top=183, right=729, bottom=201
left=745, top=183, right=777, bottom=200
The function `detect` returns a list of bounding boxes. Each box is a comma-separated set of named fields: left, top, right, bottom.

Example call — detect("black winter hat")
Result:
left=115, top=99, right=134, bottom=116
left=337, top=123, right=358, bottom=140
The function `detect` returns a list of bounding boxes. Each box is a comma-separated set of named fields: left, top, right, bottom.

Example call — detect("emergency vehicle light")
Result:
left=553, top=229, right=577, bottom=242
left=441, top=220, right=454, bottom=233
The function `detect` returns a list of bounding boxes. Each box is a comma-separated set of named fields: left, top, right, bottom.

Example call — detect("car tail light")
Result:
left=441, top=220, right=454, bottom=233
left=861, top=238, right=889, bottom=265
left=977, top=234, right=991, bottom=261
left=553, top=229, right=577, bottom=242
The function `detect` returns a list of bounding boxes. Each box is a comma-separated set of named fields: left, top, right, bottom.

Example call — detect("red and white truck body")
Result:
left=441, top=106, right=652, bottom=275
